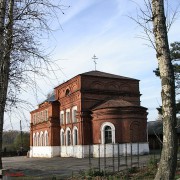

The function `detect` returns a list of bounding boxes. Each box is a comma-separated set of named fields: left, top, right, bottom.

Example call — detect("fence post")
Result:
left=98, top=144, right=100, bottom=171
left=89, top=144, right=91, bottom=168
left=130, top=142, right=132, bottom=168
left=137, top=141, right=139, bottom=168
left=118, top=143, right=120, bottom=171
left=104, top=143, right=106, bottom=175
left=112, top=142, right=115, bottom=173
left=125, top=143, right=128, bottom=169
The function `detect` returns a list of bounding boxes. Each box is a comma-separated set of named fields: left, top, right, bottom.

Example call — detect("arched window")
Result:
left=38, top=112, right=40, bottom=123
left=36, top=132, right=39, bottom=146
left=100, top=122, right=115, bottom=144
left=33, top=114, right=36, bottom=124
left=73, top=126, right=78, bottom=145
left=65, top=89, right=70, bottom=96
left=40, top=131, right=43, bottom=146
left=43, top=110, right=45, bottom=121
left=67, top=131, right=71, bottom=146
left=130, top=121, right=140, bottom=142
left=60, top=129, right=65, bottom=146
left=33, top=133, right=36, bottom=146
left=72, top=106, right=78, bottom=123
left=44, top=131, right=48, bottom=146
left=44, top=110, right=48, bottom=121
left=66, top=128, right=71, bottom=146
left=36, top=114, right=38, bottom=123
left=40, top=111, right=43, bottom=122
left=42, top=132, right=44, bottom=146
left=104, top=126, right=112, bottom=144
left=60, top=111, right=64, bottom=125
left=66, top=109, right=70, bottom=124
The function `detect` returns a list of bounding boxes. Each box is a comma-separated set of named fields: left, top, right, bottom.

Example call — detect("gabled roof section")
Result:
left=92, top=99, right=137, bottom=111
left=54, top=70, right=139, bottom=89
left=80, top=70, right=139, bottom=81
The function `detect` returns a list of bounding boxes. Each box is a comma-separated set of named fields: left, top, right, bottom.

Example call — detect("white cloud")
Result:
left=59, top=0, right=96, bottom=25
left=4, top=0, right=179, bottom=130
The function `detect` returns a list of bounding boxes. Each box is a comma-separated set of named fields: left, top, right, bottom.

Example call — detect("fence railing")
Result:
left=87, top=142, right=146, bottom=172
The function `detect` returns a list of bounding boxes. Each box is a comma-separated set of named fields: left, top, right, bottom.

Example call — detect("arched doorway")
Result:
left=104, top=126, right=112, bottom=144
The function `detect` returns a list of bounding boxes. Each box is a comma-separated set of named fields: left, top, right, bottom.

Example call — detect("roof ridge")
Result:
left=79, top=70, right=138, bottom=81
left=92, top=98, right=137, bottom=110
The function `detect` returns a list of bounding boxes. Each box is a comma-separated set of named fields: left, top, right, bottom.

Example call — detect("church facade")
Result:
left=29, top=71, right=149, bottom=158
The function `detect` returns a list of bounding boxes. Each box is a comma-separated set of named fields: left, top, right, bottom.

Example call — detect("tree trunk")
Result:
left=0, top=0, right=14, bottom=169
left=0, top=0, right=7, bottom=170
left=152, top=0, right=177, bottom=179
left=0, top=0, right=6, bottom=55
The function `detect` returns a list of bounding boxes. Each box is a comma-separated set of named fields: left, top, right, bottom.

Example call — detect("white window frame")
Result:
left=40, top=131, right=43, bottom=146
left=72, top=106, right=78, bottom=123
left=40, top=111, right=43, bottom=122
left=45, top=109, right=48, bottom=121
left=65, top=127, right=71, bottom=146
left=60, top=129, right=65, bottom=146
left=36, top=132, right=39, bottom=146
left=60, top=111, right=64, bottom=125
left=33, top=114, right=36, bottom=124
left=43, top=110, right=45, bottom=121
left=36, top=112, right=39, bottom=123
left=100, top=122, right=115, bottom=144
left=66, top=109, right=71, bottom=124
left=72, top=126, right=78, bottom=145
left=33, top=133, right=36, bottom=146
left=44, top=130, right=48, bottom=146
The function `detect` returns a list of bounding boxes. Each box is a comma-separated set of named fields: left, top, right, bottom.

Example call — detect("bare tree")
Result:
left=0, top=0, right=14, bottom=169
left=0, top=0, right=68, bottom=170
left=130, top=0, right=178, bottom=179
left=152, top=0, right=177, bottom=179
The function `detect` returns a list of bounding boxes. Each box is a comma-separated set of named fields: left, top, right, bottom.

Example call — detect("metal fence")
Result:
left=87, top=143, right=144, bottom=173
left=86, top=142, right=180, bottom=174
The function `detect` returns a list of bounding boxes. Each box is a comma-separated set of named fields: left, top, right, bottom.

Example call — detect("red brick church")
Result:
left=29, top=71, right=149, bottom=158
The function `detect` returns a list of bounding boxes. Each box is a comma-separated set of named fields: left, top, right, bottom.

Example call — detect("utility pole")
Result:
left=20, top=120, right=23, bottom=153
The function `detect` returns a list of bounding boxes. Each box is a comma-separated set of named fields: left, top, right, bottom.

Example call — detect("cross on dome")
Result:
left=92, top=55, right=98, bottom=71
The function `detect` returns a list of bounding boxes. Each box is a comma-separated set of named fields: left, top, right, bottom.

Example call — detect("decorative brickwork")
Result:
left=30, top=71, right=149, bottom=158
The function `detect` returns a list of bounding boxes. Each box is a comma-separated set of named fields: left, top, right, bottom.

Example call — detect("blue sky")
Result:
left=4, top=0, right=180, bottom=131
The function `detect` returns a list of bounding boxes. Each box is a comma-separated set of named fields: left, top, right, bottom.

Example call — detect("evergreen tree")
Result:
left=154, top=42, right=180, bottom=114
